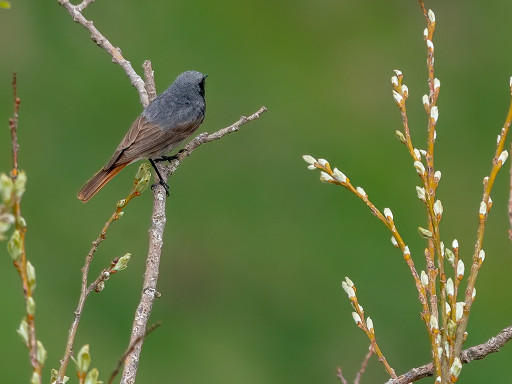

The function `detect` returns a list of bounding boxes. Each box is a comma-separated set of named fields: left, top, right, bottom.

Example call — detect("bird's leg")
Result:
left=149, top=158, right=170, bottom=197
left=153, top=149, right=188, bottom=163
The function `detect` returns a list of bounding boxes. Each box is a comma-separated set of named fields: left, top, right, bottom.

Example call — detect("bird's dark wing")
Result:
left=104, top=114, right=203, bottom=170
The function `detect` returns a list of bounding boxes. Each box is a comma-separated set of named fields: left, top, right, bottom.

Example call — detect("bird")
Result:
left=77, top=70, right=207, bottom=203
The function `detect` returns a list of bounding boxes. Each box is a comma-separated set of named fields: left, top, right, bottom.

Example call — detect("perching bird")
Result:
left=78, top=70, right=207, bottom=203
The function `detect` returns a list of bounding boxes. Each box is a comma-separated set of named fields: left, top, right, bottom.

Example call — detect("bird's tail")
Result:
left=77, top=163, right=128, bottom=203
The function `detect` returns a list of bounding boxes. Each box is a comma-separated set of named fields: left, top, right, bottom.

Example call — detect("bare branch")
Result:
left=108, top=322, right=161, bottom=384
left=385, top=325, right=512, bottom=384
left=7, top=73, right=43, bottom=384
left=336, top=368, right=348, bottom=384
left=120, top=106, right=267, bottom=384
left=354, top=346, right=374, bottom=384
left=75, top=0, right=94, bottom=12
left=509, top=140, right=512, bottom=240
left=9, top=72, right=20, bottom=178
left=57, top=0, right=148, bottom=105
left=57, top=187, right=142, bottom=384
left=171, top=106, right=268, bottom=169
left=143, top=60, right=157, bottom=102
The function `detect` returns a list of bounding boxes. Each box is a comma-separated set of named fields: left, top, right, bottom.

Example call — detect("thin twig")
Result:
left=509, top=140, right=512, bottom=240
left=385, top=325, right=512, bottom=384
left=108, top=322, right=161, bottom=384
left=308, top=158, right=430, bottom=327
left=76, top=0, right=95, bottom=12
left=9, top=73, right=20, bottom=178
left=453, top=87, right=512, bottom=361
left=57, top=0, right=148, bottom=106
left=354, top=346, right=374, bottom=384
left=143, top=60, right=157, bottom=103
left=57, top=188, right=142, bottom=384
left=8, top=73, right=42, bottom=384
left=336, top=368, right=348, bottom=384
left=120, top=107, right=267, bottom=384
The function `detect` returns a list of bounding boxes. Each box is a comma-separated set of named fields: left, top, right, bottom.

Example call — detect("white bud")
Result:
left=341, top=281, right=356, bottom=299
left=445, top=248, right=455, bottom=265
left=420, top=270, right=429, bottom=287
left=433, top=200, right=443, bottom=217
left=419, top=149, right=428, bottom=157
left=452, top=239, right=459, bottom=250
left=344, top=276, right=354, bottom=287
left=450, top=357, right=462, bottom=379
left=472, top=287, right=476, bottom=300
left=352, top=312, right=362, bottom=325
left=498, top=134, right=502, bottom=144
left=414, top=161, right=426, bottom=176
left=510, top=76, right=512, bottom=89
left=418, top=227, right=433, bottom=238
left=456, top=259, right=465, bottom=278
left=445, top=302, right=451, bottom=316
left=332, top=168, right=347, bottom=183
left=395, top=130, right=406, bottom=143
left=317, top=158, right=329, bottom=167
left=320, top=172, right=333, bottom=183
left=423, top=28, right=428, bottom=39
left=498, top=150, right=509, bottom=165
left=483, top=176, right=489, bottom=185
left=383, top=208, right=393, bottom=221
left=433, top=78, right=440, bottom=90
left=434, top=170, right=441, bottom=182
left=422, top=94, right=430, bottom=108
left=356, top=187, right=367, bottom=198
left=393, top=69, right=403, bottom=77
left=302, top=155, right=316, bottom=165
left=428, top=9, right=436, bottom=23
left=430, top=106, right=439, bottom=122
left=357, top=303, right=363, bottom=312
left=416, top=186, right=426, bottom=202
left=479, top=201, right=487, bottom=216
left=414, top=148, right=421, bottom=160
left=366, top=317, right=374, bottom=332
left=434, top=130, right=437, bottom=140
left=478, top=249, right=486, bottom=262
left=393, top=90, right=403, bottom=105
left=391, top=236, right=398, bottom=247
left=440, top=241, right=445, bottom=256
left=401, top=84, right=409, bottom=97
left=403, top=246, right=410, bottom=257
left=446, top=278, right=454, bottom=297
left=307, top=165, right=316, bottom=170
left=426, top=39, right=434, bottom=51
left=456, top=302, right=464, bottom=321
left=391, top=76, right=399, bottom=87
left=430, top=315, right=439, bottom=332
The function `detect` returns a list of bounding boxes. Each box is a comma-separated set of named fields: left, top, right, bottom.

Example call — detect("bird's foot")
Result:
left=151, top=180, right=170, bottom=197
left=154, top=149, right=187, bottom=163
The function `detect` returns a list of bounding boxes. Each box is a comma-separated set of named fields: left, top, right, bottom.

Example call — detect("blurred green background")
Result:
left=1, top=0, right=512, bottom=383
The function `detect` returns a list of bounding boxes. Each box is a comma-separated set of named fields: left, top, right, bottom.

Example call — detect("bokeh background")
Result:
left=1, top=1, right=512, bottom=383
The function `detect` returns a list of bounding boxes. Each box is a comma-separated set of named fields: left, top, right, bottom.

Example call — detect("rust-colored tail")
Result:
left=77, top=163, right=128, bottom=203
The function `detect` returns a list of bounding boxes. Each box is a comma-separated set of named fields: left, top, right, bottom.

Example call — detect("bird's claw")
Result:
left=154, top=149, right=187, bottom=163
left=151, top=180, right=170, bottom=197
